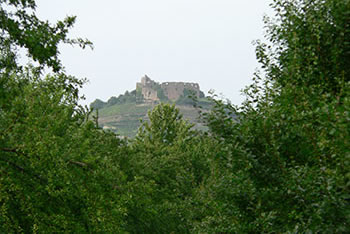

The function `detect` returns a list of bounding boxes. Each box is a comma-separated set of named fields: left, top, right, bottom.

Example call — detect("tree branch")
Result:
left=68, top=160, right=93, bottom=171
left=0, top=155, right=47, bottom=184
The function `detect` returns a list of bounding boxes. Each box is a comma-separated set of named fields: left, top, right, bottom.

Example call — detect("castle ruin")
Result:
left=136, top=75, right=200, bottom=103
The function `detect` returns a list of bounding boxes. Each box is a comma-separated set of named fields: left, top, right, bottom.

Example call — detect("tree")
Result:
left=136, top=104, right=193, bottom=145
left=2, top=0, right=349, bottom=232
left=0, top=69, right=131, bottom=232
left=0, top=0, right=92, bottom=72
left=0, top=1, right=128, bottom=232
left=195, top=0, right=350, bottom=232
left=121, top=104, right=211, bottom=233
left=256, top=0, right=350, bottom=95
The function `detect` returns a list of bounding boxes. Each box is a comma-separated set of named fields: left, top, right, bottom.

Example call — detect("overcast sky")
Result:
left=34, top=0, right=272, bottom=106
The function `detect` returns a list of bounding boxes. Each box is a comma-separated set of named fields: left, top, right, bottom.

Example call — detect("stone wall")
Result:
left=137, top=75, right=200, bottom=102
left=161, top=82, right=200, bottom=101
left=142, top=86, right=158, bottom=101
left=137, top=75, right=158, bottom=102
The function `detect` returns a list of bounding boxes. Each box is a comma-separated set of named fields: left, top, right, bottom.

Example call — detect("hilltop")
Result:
left=90, top=75, right=212, bottom=137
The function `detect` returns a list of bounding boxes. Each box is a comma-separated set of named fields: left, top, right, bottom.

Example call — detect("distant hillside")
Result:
left=90, top=76, right=212, bottom=137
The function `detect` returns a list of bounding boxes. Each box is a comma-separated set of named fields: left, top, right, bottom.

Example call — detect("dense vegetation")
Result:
left=1, top=0, right=349, bottom=233
left=90, top=87, right=210, bottom=137
left=90, top=88, right=207, bottom=110
left=93, top=102, right=208, bottom=138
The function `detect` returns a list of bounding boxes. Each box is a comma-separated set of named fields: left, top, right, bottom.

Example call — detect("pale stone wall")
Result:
left=161, top=82, right=184, bottom=101
left=142, top=86, right=158, bottom=101
left=137, top=75, right=200, bottom=102
left=141, top=75, right=156, bottom=86
left=161, top=82, right=200, bottom=101
left=137, top=75, right=159, bottom=102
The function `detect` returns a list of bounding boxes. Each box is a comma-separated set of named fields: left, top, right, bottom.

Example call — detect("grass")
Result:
left=99, top=103, right=152, bottom=117
left=97, top=101, right=211, bottom=138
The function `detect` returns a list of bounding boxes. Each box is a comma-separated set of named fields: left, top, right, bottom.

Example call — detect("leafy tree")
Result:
left=256, top=0, right=350, bottom=95
left=136, top=104, right=193, bottom=144
left=121, top=104, right=211, bottom=233
left=0, top=69, right=129, bottom=232
left=0, top=1, right=128, bottom=232
left=2, top=0, right=349, bottom=233
left=195, top=0, right=350, bottom=232
left=0, top=0, right=92, bottom=72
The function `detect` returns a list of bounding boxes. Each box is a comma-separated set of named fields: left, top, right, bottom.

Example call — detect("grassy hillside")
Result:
left=96, top=100, right=210, bottom=137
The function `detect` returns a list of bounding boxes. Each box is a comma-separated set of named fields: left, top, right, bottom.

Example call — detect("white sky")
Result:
left=34, top=0, right=272, bottom=106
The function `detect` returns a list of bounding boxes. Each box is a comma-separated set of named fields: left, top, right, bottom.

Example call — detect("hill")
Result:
left=90, top=76, right=212, bottom=137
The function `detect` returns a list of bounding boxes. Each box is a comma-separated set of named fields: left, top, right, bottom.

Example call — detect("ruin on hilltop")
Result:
left=90, top=75, right=206, bottom=110
left=136, top=75, right=201, bottom=103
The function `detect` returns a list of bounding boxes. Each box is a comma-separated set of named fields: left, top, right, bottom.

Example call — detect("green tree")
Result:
left=0, top=1, right=128, bottom=232
left=256, top=0, right=350, bottom=94
left=136, top=104, right=193, bottom=144
left=121, top=104, right=211, bottom=233
left=0, top=69, right=130, bottom=232
left=195, top=0, right=350, bottom=232
left=0, top=0, right=92, bottom=72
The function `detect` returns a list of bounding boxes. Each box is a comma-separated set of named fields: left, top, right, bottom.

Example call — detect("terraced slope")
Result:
left=96, top=102, right=210, bottom=138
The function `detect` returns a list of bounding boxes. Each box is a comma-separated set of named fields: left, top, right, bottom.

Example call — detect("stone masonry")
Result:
left=136, top=75, right=200, bottom=102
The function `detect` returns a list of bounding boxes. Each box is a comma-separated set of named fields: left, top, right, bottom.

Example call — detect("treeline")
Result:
left=91, top=90, right=137, bottom=109
left=1, top=0, right=349, bottom=233
left=90, top=88, right=208, bottom=110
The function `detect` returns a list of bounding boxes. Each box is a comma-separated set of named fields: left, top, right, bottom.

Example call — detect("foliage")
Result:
left=136, top=84, right=143, bottom=103
left=256, top=0, right=350, bottom=94
left=90, top=90, right=137, bottom=110
left=0, top=0, right=92, bottom=73
left=0, top=1, right=124, bottom=232
left=122, top=104, right=211, bottom=233
left=0, top=69, right=129, bottom=232
left=1, top=0, right=349, bottom=233
left=175, top=88, right=197, bottom=106
left=89, top=98, right=105, bottom=110
left=136, top=103, right=193, bottom=144
left=154, top=84, right=169, bottom=102
left=192, top=0, right=350, bottom=232
left=92, top=98, right=210, bottom=138
left=92, top=83, right=206, bottom=110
